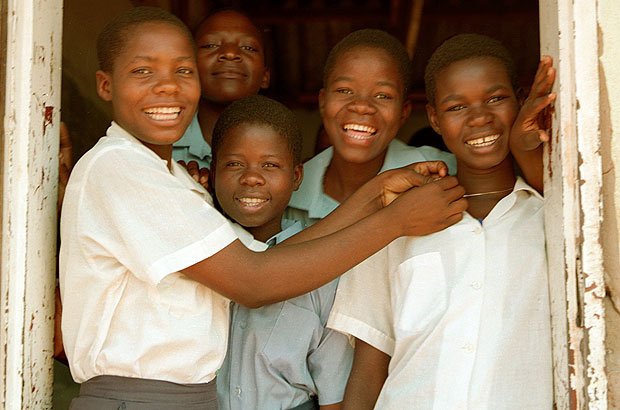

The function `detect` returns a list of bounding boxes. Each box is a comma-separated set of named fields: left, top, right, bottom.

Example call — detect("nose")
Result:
left=152, top=71, right=180, bottom=95
left=240, top=168, right=265, bottom=186
left=347, top=97, right=377, bottom=115
left=466, top=104, right=493, bottom=127
left=217, top=43, right=242, bottom=62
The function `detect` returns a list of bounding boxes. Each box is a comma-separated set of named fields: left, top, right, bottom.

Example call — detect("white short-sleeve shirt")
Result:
left=59, top=122, right=265, bottom=384
left=328, top=178, right=553, bottom=410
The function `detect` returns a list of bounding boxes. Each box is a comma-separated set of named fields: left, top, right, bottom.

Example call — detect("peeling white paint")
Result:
left=1, top=0, right=62, bottom=408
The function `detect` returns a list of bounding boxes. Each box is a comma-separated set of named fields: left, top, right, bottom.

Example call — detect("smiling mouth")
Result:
left=466, top=134, right=500, bottom=147
left=343, top=123, right=377, bottom=140
left=143, top=107, right=181, bottom=121
left=212, top=70, right=247, bottom=78
left=237, top=197, right=268, bottom=207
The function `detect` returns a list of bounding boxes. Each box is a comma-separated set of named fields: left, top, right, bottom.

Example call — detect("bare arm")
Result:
left=284, top=162, right=454, bottom=245
left=510, top=56, right=556, bottom=194
left=320, top=403, right=341, bottom=410
left=342, top=339, right=390, bottom=410
left=183, top=174, right=466, bottom=308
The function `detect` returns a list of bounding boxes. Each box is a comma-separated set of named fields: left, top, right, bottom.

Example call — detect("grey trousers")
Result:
left=68, top=375, right=218, bottom=410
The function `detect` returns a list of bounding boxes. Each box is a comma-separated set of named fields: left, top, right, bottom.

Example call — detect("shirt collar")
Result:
left=174, top=113, right=212, bottom=160
left=265, top=219, right=303, bottom=247
left=488, top=176, right=541, bottom=220
left=287, top=140, right=407, bottom=218
left=107, top=122, right=213, bottom=204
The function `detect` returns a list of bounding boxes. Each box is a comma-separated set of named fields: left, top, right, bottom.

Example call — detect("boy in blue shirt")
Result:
left=173, top=9, right=269, bottom=173
left=211, top=94, right=350, bottom=410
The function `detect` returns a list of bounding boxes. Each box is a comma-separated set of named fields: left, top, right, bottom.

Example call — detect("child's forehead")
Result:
left=195, top=11, right=262, bottom=43
left=125, top=22, right=193, bottom=50
left=439, top=56, right=511, bottom=83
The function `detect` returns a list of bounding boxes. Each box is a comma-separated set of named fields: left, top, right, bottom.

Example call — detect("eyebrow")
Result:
left=439, top=84, right=511, bottom=104
left=331, top=76, right=399, bottom=89
left=129, top=56, right=194, bottom=63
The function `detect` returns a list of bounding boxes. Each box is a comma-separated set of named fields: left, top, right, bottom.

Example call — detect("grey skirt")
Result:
left=68, top=375, right=218, bottom=410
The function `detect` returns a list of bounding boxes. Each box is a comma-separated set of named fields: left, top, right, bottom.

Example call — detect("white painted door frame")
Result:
left=540, top=0, right=607, bottom=408
left=0, top=0, right=63, bottom=409
left=0, top=0, right=610, bottom=409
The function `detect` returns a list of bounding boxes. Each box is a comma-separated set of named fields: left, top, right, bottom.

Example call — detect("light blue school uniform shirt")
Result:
left=172, top=113, right=212, bottom=168
left=217, top=219, right=353, bottom=410
left=284, top=139, right=457, bottom=228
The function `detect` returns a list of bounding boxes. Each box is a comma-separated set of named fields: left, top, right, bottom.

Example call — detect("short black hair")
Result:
left=97, top=7, right=193, bottom=73
left=194, top=8, right=265, bottom=48
left=323, top=29, right=412, bottom=94
left=212, top=95, right=302, bottom=164
left=424, top=33, right=520, bottom=107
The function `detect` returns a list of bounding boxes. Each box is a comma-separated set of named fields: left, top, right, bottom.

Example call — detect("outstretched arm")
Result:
left=342, top=339, right=390, bottom=410
left=184, top=171, right=466, bottom=308
left=510, top=56, right=556, bottom=194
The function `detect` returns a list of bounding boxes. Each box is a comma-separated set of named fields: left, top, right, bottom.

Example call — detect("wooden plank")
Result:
left=0, top=0, right=62, bottom=408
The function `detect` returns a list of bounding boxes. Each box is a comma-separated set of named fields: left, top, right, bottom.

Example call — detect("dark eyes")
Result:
left=131, top=68, right=152, bottom=75
left=334, top=88, right=393, bottom=100
left=446, top=95, right=508, bottom=112
left=225, top=162, right=280, bottom=168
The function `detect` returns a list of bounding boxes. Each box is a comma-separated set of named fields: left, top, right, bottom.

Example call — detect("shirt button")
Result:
left=239, top=321, right=247, bottom=329
left=461, top=343, right=475, bottom=353
left=235, top=386, right=242, bottom=396
left=474, top=226, right=483, bottom=234
left=470, top=281, right=482, bottom=290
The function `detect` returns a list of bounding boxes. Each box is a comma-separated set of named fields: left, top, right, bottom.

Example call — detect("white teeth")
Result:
left=467, top=134, right=500, bottom=147
left=343, top=124, right=377, bottom=133
left=144, top=107, right=181, bottom=120
left=238, top=197, right=267, bottom=206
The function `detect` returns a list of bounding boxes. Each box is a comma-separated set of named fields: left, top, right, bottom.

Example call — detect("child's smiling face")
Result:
left=319, top=46, right=411, bottom=164
left=96, top=22, right=200, bottom=156
left=196, top=11, right=270, bottom=104
left=213, top=123, right=302, bottom=242
left=427, top=57, right=519, bottom=172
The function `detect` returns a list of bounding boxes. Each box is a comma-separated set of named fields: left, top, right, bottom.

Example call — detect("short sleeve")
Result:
left=327, top=240, right=402, bottom=356
left=76, top=144, right=238, bottom=285
left=307, top=280, right=354, bottom=405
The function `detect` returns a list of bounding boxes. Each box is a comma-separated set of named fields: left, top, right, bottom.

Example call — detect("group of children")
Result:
left=58, top=5, right=556, bottom=410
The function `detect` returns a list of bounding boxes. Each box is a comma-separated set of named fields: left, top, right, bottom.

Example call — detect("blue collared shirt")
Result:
left=172, top=113, right=212, bottom=168
left=217, top=219, right=353, bottom=410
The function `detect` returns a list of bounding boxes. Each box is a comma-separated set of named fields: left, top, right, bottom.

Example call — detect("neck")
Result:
left=142, top=142, right=173, bottom=170
left=197, top=99, right=229, bottom=146
left=457, top=157, right=516, bottom=219
left=323, top=150, right=387, bottom=203
left=246, top=217, right=284, bottom=243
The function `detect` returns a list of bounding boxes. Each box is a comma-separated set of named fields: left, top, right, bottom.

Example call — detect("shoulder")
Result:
left=288, top=147, right=334, bottom=208
left=384, top=140, right=457, bottom=174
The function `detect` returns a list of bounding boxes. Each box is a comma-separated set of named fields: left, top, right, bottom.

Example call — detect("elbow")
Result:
left=232, top=289, right=272, bottom=309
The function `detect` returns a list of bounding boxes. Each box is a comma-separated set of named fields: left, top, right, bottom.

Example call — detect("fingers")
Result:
left=198, top=167, right=209, bottom=189
left=406, top=161, right=449, bottom=178
left=186, top=161, right=200, bottom=182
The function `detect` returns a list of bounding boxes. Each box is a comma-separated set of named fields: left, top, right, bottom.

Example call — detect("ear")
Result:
left=318, top=88, right=326, bottom=117
left=260, top=67, right=271, bottom=89
left=96, top=70, right=113, bottom=102
left=292, top=163, right=304, bottom=191
left=399, top=97, right=413, bottom=127
left=425, top=103, right=442, bottom=135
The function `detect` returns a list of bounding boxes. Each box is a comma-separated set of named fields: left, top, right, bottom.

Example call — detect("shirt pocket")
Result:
left=152, top=272, right=210, bottom=318
left=390, top=252, right=447, bottom=337
left=261, top=301, right=321, bottom=383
